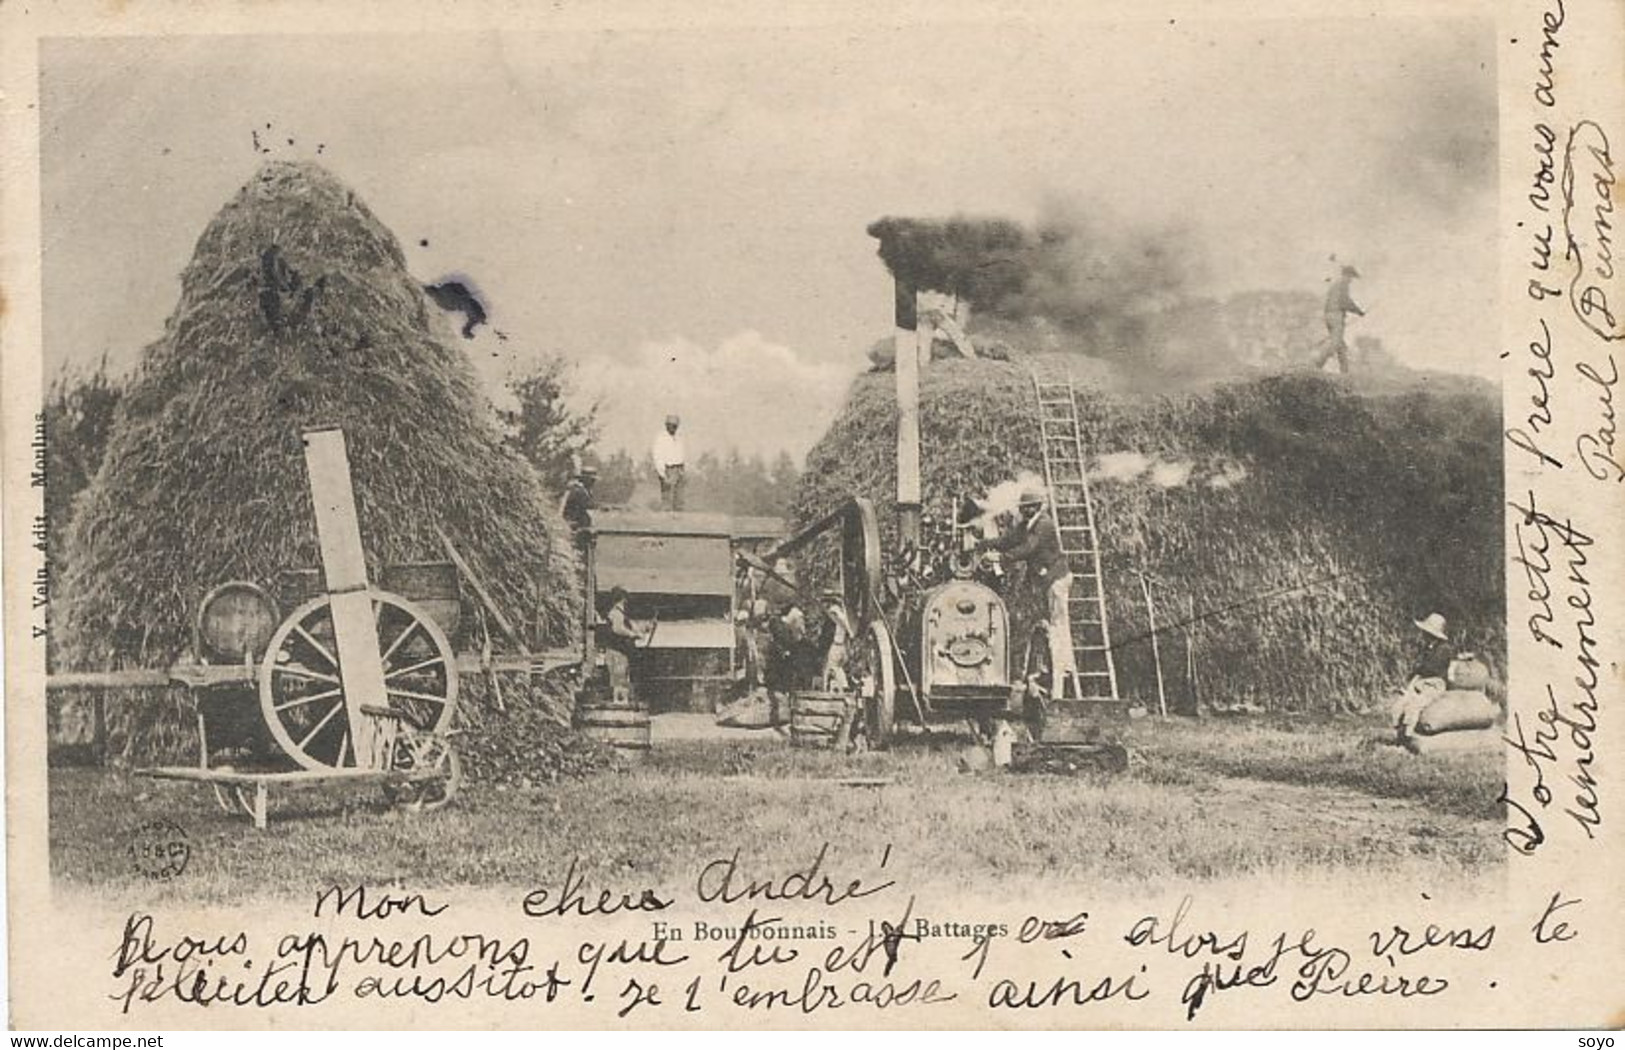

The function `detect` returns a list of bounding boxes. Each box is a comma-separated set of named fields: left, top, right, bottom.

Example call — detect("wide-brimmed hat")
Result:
left=1414, top=613, right=1448, bottom=640
left=1342, top=264, right=1361, bottom=278
left=1019, top=489, right=1046, bottom=507
left=665, top=413, right=681, bottom=426
left=579, top=464, right=599, bottom=478
left=821, top=585, right=844, bottom=599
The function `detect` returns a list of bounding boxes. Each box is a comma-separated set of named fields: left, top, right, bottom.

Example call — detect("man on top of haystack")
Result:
left=560, top=463, right=597, bottom=537
left=1312, top=263, right=1365, bottom=374
left=978, top=488, right=1076, bottom=698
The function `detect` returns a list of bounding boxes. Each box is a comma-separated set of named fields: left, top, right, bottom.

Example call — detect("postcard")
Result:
left=2, top=0, right=1621, bottom=1030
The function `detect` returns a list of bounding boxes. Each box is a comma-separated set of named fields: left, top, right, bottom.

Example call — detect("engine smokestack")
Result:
left=894, top=278, right=922, bottom=547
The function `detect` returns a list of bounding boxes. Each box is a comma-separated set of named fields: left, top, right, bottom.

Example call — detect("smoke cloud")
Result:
left=967, top=469, right=1047, bottom=536
left=868, top=205, right=1220, bottom=383
left=1089, top=452, right=1248, bottom=490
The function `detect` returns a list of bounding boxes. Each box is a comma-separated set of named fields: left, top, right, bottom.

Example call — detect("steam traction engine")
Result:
left=765, top=270, right=1127, bottom=770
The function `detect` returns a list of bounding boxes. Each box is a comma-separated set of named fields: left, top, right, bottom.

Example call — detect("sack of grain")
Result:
left=1446, top=653, right=1492, bottom=691
left=1415, top=689, right=1498, bottom=735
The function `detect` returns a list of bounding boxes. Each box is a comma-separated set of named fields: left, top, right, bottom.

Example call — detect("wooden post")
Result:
left=94, top=692, right=108, bottom=767
left=1139, top=573, right=1168, bottom=719
left=302, top=428, right=388, bottom=764
left=894, top=280, right=922, bottom=549
left=1186, top=594, right=1200, bottom=716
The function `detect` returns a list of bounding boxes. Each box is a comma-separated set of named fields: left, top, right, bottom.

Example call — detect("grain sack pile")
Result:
left=54, top=161, right=610, bottom=775
left=794, top=355, right=1504, bottom=714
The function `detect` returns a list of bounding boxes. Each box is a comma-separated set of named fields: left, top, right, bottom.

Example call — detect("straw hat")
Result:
left=1414, top=613, right=1448, bottom=640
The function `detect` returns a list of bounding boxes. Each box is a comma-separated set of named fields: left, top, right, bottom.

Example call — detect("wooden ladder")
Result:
left=1031, top=375, right=1121, bottom=701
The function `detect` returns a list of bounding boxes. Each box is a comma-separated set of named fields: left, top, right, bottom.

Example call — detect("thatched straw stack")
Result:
left=794, top=356, right=1504, bottom=714
left=56, top=162, right=584, bottom=760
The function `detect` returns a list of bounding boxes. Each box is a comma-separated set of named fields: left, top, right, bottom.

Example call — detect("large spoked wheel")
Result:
left=259, top=592, right=459, bottom=771
left=856, top=620, right=897, bottom=750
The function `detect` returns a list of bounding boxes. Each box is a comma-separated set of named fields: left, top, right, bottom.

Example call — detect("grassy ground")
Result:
left=49, top=714, right=1502, bottom=901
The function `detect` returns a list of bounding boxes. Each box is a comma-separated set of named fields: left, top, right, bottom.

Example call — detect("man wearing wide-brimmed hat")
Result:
left=1409, top=612, right=1452, bottom=683
left=1391, top=612, right=1452, bottom=738
left=1312, top=263, right=1365, bottom=374
left=560, top=463, right=597, bottom=535
left=652, top=413, right=687, bottom=511
left=979, top=487, right=1076, bottom=696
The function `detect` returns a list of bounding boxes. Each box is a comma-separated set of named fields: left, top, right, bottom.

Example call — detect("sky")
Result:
left=40, top=16, right=1497, bottom=461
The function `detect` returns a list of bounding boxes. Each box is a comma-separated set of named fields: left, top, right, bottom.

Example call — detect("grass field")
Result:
left=49, top=713, right=1503, bottom=902
left=47, top=715, right=1495, bottom=903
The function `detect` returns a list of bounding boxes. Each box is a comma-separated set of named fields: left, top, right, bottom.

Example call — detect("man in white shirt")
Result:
left=651, top=414, right=687, bottom=511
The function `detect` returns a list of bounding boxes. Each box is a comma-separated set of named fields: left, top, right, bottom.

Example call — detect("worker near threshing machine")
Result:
left=1391, top=612, right=1451, bottom=737
left=978, top=489, right=1077, bottom=697
left=599, top=586, right=653, bottom=705
left=652, top=414, right=687, bottom=511
left=766, top=595, right=810, bottom=698
left=1312, top=264, right=1365, bottom=374
left=819, top=586, right=854, bottom=691
left=560, top=464, right=597, bottom=537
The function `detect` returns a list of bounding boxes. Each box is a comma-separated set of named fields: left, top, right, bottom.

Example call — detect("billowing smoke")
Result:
left=867, top=206, right=1217, bottom=381
left=1090, top=452, right=1248, bottom=490
left=965, top=469, right=1047, bottom=536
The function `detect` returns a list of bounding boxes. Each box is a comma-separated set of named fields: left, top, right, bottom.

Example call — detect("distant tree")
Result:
left=44, top=355, right=123, bottom=562
left=593, top=448, right=640, bottom=507
left=499, top=354, right=599, bottom=488
left=768, top=450, right=802, bottom=514
left=43, top=356, right=125, bottom=664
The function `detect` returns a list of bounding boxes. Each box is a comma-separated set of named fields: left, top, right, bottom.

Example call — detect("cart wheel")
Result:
left=259, top=592, right=459, bottom=771
left=858, top=620, right=897, bottom=750
left=385, top=734, right=462, bottom=812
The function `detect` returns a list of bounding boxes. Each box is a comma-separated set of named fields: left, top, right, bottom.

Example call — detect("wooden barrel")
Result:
left=195, top=582, right=279, bottom=663
left=576, top=704, right=652, bottom=755
left=790, top=692, right=851, bottom=749
left=380, top=561, right=462, bottom=643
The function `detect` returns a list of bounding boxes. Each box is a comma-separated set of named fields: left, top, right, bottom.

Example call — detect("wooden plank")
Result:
left=436, top=527, right=526, bottom=652
left=303, top=428, right=387, bottom=761
left=46, top=669, right=171, bottom=689
left=136, top=766, right=441, bottom=786
left=303, top=428, right=370, bottom=593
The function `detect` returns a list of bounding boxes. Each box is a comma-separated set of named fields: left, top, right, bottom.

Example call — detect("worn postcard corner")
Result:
left=3, top=0, right=1623, bottom=1032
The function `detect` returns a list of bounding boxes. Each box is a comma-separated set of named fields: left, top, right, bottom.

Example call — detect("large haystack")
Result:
left=56, top=162, right=585, bottom=758
left=794, top=356, right=1504, bottom=713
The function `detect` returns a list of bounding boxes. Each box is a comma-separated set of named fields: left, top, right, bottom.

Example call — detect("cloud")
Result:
left=574, top=331, right=854, bottom=461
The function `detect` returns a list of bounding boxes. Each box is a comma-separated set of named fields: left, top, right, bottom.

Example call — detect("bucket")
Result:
left=576, top=704, right=652, bottom=755
left=790, top=692, right=851, bottom=749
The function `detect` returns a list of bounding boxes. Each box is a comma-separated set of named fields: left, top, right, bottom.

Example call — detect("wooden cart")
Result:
left=45, top=426, right=576, bottom=828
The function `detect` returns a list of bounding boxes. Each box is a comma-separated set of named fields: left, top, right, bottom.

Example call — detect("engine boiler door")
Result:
left=945, top=635, right=992, bottom=668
